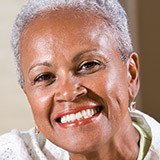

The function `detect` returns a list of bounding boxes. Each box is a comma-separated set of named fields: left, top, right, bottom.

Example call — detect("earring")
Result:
left=35, top=126, right=40, bottom=135
left=129, top=101, right=136, bottom=112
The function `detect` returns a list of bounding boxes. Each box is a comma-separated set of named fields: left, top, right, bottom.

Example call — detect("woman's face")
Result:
left=20, top=9, right=138, bottom=153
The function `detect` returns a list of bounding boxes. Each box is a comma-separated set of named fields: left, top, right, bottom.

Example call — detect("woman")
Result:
left=0, top=0, right=160, bottom=159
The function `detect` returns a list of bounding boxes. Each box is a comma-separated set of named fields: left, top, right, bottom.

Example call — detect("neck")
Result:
left=69, top=113, right=140, bottom=160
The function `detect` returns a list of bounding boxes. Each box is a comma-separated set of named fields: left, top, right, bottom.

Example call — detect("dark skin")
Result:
left=20, top=8, right=140, bottom=160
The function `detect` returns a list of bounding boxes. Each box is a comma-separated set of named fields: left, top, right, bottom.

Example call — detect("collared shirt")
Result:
left=131, top=114, right=152, bottom=159
left=131, top=109, right=160, bottom=160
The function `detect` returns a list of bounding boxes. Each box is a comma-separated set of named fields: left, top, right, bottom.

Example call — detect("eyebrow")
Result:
left=72, top=49, right=97, bottom=62
left=28, top=49, right=97, bottom=73
left=28, top=61, right=52, bottom=73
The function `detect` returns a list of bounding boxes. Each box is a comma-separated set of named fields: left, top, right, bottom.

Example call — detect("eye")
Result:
left=77, top=60, right=103, bottom=74
left=34, top=72, right=55, bottom=85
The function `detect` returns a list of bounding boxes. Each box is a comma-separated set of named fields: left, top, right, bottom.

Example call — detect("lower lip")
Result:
left=57, top=112, right=101, bottom=128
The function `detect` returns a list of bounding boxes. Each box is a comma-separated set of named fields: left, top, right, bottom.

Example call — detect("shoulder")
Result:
left=0, top=129, right=30, bottom=159
left=131, top=109, right=160, bottom=159
left=144, top=112, right=160, bottom=160
left=0, top=128, right=45, bottom=159
left=130, top=109, right=160, bottom=136
left=140, top=111, right=160, bottom=158
left=0, top=128, right=69, bottom=160
left=134, top=110, right=160, bottom=141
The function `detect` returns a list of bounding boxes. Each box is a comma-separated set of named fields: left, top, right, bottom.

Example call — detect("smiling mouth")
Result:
left=55, top=106, right=102, bottom=126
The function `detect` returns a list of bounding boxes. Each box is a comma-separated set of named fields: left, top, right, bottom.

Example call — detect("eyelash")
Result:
left=33, top=60, right=103, bottom=85
left=77, top=60, right=103, bottom=74
left=34, top=72, right=55, bottom=85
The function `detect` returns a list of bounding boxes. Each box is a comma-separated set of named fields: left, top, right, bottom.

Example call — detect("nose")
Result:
left=54, top=77, right=87, bottom=102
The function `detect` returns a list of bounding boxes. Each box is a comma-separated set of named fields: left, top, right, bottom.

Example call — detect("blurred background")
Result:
left=0, top=0, right=160, bottom=135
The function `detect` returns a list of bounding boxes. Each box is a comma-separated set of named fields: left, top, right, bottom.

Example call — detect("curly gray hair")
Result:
left=11, top=0, right=133, bottom=86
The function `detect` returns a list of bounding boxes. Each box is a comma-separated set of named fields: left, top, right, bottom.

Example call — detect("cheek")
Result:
left=86, top=70, right=129, bottom=116
left=104, top=73, right=129, bottom=121
left=86, top=70, right=128, bottom=100
left=26, top=88, right=54, bottom=126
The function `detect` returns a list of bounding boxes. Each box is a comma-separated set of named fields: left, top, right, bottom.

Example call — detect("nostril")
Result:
left=55, top=85, right=87, bottom=102
left=74, top=83, right=87, bottom=95
left=76, top=86, right=87, bottom=98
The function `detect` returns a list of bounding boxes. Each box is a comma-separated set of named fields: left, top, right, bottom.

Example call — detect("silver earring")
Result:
left=129, top=101, right=136, bottom=111
left=35, top=126, right=40, bottom=135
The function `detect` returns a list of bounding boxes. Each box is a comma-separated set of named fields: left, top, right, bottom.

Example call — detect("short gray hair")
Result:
left=11, top=0, right=133, bottom=86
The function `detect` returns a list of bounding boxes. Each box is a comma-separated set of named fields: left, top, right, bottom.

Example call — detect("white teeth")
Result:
left=76, top=112, right=82, bottom=120
left=82, top=110, right=87, bottom=118
left=61, top=116, right=67, bottom=123
left=60, top=108, right=99, bottom=124
left=86, top=109, right=91, bottom=117
left=66, top=115, right=70, bottom=122
left=70, top=114, right=76, bottom=122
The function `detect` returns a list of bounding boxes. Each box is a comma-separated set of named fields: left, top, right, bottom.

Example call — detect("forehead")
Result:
left=20, top=7, right=110, bottom=41
left=19, top=7, right=117, bottom=63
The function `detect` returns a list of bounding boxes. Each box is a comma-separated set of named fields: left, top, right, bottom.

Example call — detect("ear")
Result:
left=127, top=52, right=140, bottom=100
